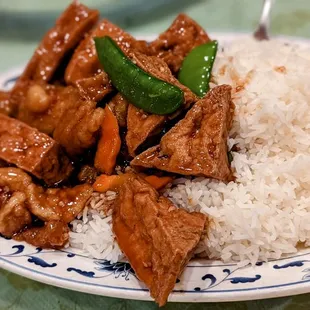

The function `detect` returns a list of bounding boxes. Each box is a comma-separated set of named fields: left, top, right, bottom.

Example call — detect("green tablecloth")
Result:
left=1, top=0, right=310, bottom=309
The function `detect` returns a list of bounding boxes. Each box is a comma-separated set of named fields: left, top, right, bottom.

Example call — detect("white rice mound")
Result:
left=70, top=191, right=123, bottom=263
left=70, top=38, right=310, bottom=266
left=167, top=38, right=310, bottom=265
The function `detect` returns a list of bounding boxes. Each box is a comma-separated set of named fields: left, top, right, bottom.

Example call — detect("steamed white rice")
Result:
left=70, top=38, right=310, bottom=265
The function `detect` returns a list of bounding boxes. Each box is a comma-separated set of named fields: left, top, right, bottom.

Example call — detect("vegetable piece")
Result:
left=94, top=105, right=121, bottom=174
left=93, top=174, right=173, bottom=193
left=144, top=175, right=173, bottom=190
left=178, top=41, right=218, bottom=97
left=94, top=36, right=184, bottom=115
left=93, top=174, right=130, bottom=192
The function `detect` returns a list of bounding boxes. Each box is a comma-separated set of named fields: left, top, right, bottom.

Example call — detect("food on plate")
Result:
left=65, top=19, right=148, bottom=101
left=2, top=1, right=310, bottom=306
left=95, top=36, right=184, bottom=115
left=149, top=13, right=210, bottom=73
left=178, top=40, right=218, bottom=97
left=16, top=1, right=99, bottom=84
left=113, top=174, right=206, bottom=306
left=0, top=114, right=73, bottom=185
left=131, top=85, right=234, bottom=181
left=94, top=105, right=121, bottom=174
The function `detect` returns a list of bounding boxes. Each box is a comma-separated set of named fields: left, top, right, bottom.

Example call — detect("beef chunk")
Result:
left=0, top=91, right=13, bottom=116
left=113, top=175, right=206, bottom=306
left=78, top=165, right=98, bottom=184
left=76, top=72, right=113, bottom=102
left=0, top=168, right=32, bottom=237
left=53, top=100, right=104, bottom=156
left=0, top=115, right=73, bottom=185
left=126, top=52, right=197, bottom=156
left=18, top=2, right=99, bottom=83
left=65, top=19, right=148, bottom=101
left=26, top=183, right=92, bottom=223
left=126, top=105, right=165, bottom=157
left=149, top=14, right=210, bottom=73
left=0, top=167, right=92, bottom=244
left=14, top=83, right=104, bottom=156
left=15, top=221, right=69, bottom=249
left=131, top=85, right=234, bottom=181
left=109, top=94, right=129, bottom=128
left=16, top=82, right=74, bottom=135
left=0, top=191, right=32, bottom=238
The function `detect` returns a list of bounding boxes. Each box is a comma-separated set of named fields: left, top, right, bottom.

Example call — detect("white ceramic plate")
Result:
left=1, top=33, right=310, bottom=303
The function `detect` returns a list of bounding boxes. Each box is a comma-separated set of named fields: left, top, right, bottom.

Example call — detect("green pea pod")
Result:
left=178, top=40, right=218, bottom=97
left=95, top=36, right=184, bottom=115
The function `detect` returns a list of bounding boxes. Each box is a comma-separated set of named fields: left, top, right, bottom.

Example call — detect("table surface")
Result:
left=1, top=0, right=310, bottom=309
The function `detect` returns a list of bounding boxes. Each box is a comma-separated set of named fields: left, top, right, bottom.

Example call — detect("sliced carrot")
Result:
left=144, top=175, right=173, bottom=190
left=94, top=105, right=121, bottom=175
left=93, top=174, right=173, bottom=193
left=93, top=174, right=130, bottom=192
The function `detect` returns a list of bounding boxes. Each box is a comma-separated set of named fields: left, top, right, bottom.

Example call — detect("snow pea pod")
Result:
left=95, top=36, right=184, bottom=115
left=178, top=40, right=218, bottom=97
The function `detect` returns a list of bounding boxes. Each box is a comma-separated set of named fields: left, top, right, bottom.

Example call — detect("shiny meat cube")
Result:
left=126, top=52, right=197, bottom=156
left=0, top=115, right=73, bottom=185
left=26, top=183, right=93, bottom=223
left=149, top=13, right=210, bottom=73
left=15, top=221, right=69, bottom=249
left=65, top=19, right=148, bottom=101
left=53, top=100, right=104, bottom=156
left=131, top=85, right=234, bottom=181
left=113, top=175, right=206, bottom=306
left=18, top=2, right=99, bottom=83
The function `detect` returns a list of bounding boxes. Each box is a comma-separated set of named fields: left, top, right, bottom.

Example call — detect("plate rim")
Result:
left=1, top=32, right=310, bottom=303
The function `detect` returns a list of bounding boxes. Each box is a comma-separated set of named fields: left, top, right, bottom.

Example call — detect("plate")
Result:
left=1, top=33, right=310, bottom=303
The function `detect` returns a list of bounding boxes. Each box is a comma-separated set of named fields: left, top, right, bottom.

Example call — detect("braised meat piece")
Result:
left=0, top=91, right=13, bottom=116
left=113, top=175, right=206, bottom=306
left=65, top=19, right=148, bottom=101
left=0, top=168, right=32, bottom=237
left=16, top=82, right=75, bottom=135
left=15, top=221, right=69, bottom=249
left=131, top=85, right=234, bottom=181
left=109, top=94, right=129, bottom=128
left=76, top=72, right=113, bottom=102
left=0, top=114, right=73, bottom=185
left=126, top=52, right=197, bottom=156
left=18, top=2, right=99, bottom=83
left=15, top=83, right=104, bottom=156
left=0, top=167, right=92, bottom=243
left=149, top=14, right=210, bottom=73
left=78, top=165, right=98, bottom=184
left=0, top=191, right=32, bottom=238
left=26, top=183, right=93, bottom=223
left=126, top=105, right=165, bottom=157
left=53, top=100, right=104, bottom=156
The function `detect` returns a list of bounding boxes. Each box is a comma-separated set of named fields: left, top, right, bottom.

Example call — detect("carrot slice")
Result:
left=93, top=174, right=129, bottom=192
left=144, top=175, right=173, bottom=190
left=95, top=105, right=121, bottom=174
